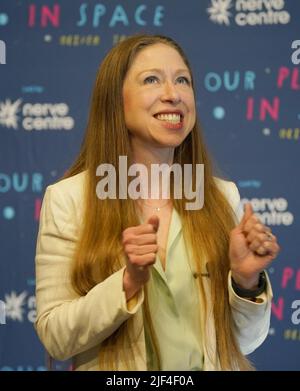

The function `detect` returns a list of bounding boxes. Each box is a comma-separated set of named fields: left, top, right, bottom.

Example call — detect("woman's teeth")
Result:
left=155, top=113, right=181, bottom=124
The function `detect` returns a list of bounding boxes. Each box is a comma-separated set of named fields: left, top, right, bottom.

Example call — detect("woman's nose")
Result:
left=160, top=81, right=181, bottom=104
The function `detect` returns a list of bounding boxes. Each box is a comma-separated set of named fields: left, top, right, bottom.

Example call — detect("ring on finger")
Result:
left=265, top=231, right=273, bottom=241
left=256, top=246, right=268, bottom=255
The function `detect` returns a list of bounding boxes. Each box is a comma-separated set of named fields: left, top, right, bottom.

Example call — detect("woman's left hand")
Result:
left=229, top=203, right=280, bottom=289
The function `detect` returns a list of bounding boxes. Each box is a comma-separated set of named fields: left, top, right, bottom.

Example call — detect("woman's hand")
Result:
left=122, top=215, right=159, bottom=300
left=229, top=203, right=280, bottom=290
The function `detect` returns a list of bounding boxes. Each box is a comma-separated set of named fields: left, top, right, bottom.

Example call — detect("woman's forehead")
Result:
left=128, top=43, right=189, bottom=74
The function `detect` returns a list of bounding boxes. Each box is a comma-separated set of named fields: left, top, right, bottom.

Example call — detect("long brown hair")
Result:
left=64, top=34, right=253, bottom=370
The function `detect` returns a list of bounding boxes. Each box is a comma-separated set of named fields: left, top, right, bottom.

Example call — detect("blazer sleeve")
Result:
left=226, top=181, right=273, bottom=355
left=35, top=184, right=144, bottom=361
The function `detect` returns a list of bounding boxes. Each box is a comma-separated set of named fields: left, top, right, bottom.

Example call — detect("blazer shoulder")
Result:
left=214, top=177, right=242, bottom=221
left=47, top=171, right=86, bottom=199
left=43, top=171, right=87, bottom=221
left=214, top=177, right=238, bottom=193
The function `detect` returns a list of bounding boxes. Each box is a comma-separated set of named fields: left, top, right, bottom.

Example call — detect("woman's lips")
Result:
left=153, top=112, right=184, bottom=129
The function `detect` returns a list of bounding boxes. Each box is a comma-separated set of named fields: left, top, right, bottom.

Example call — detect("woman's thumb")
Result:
left=147, top=215, right=160, bottom=232
left=238, top=202, right=253, bottom=229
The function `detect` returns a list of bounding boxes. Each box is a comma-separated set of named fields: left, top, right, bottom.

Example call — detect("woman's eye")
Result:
left=144, top=76, right=159, bottom=84
left=177, top=76, right=190, bottom=85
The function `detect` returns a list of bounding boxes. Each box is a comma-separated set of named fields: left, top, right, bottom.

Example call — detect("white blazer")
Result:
left=35, top=172, right=273, bottom=370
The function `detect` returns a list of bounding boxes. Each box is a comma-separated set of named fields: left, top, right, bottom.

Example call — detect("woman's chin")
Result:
left=150, top=132, right=188, bottom=148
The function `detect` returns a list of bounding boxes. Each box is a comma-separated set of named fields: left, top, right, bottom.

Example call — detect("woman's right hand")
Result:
left=122, top=215, right=159, bottom=300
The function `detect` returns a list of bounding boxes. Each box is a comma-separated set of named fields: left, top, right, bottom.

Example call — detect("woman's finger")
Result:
left=238, top=202, right=253, bottom=230
left=134, top=234, right=157, bottom=245
left=246, top=230, right=273, bottom=244
left=249, top=239, right=262, bottom=252
left=127, top=244, right=158, bottom=256
left=127, top=252, right=157, bottom=266
left=243, top=214, right=261, bottom=235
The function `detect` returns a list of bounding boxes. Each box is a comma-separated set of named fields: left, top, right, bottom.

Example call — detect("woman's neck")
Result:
left=130, top=138, right=174, bottom=200
left=131, top=138, right=174, bottom=167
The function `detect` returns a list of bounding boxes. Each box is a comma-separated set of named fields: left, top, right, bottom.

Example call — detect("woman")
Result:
left=35, top=34, right=280, bottom=371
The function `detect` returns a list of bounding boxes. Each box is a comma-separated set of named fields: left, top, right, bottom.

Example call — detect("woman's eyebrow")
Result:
left=137, top=68, right=190, bottom=77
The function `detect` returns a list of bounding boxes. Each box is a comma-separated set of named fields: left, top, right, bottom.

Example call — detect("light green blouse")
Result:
left=142, top=208, right=203, bottom=371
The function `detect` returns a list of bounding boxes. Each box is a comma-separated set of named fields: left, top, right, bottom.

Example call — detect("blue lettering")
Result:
left=238, top=180, right=261, bottom=189
left=0, top=173, right=42, bottom=193
left=224, top=71, right=240, bottom=91
left=1, top=367, right=13, bottom=371
left=153, top=6, right=164, bottom=26
left=32, top=173, right=43, bottom=193
left=0, top=365, right=47, bottom=371
left=77, top=4, right=87, bottom=27
left=13, top=173, right=28, bottom=193
left=244, top=71, right=256, bottom=90
left=93, top=4, right=106, bottom=27
left=204, top=72, right=222, bottom=92
left=0, top=174, right=9, bottom=193
left=22, top=86, right=44, bottom=94
left=109, top=5, right=129, bottom=27
left=37, top=366, right=47, bottom=371
left=135, top=5, right=146, bottom=26
left=205, top=71, right=256, bottom=92
left=17, top=366, right=33, bottom=371
left=76, top=4, right=164, bottom=29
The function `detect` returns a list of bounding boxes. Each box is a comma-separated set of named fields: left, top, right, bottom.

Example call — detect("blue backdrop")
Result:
left=0, top=0, right=299, bottom=371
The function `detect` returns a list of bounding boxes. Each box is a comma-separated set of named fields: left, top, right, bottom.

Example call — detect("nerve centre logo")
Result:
left=207, top=0, right=291, bottom=26
left=1, top=291, right=36, bottom=324
left=241, top=197, right=294, bottom=226
left=0, top=99, right=74, bottom=131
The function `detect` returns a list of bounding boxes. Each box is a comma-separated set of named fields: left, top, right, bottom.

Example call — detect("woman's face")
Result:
left=123, top=43, right=196, bottom=149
